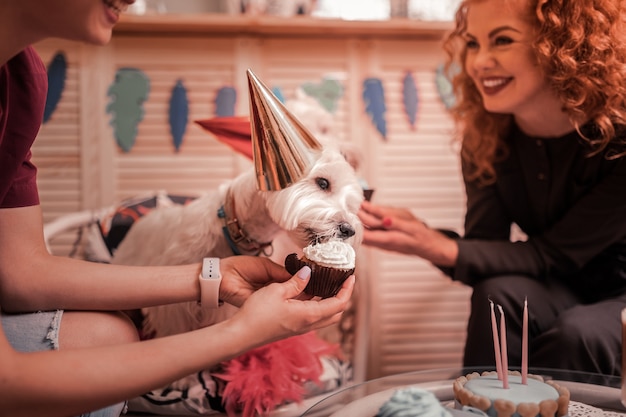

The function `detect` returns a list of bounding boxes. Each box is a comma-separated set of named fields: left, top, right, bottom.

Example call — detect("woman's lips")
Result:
left=481, top=77, right=513, bottom=95
left=103, top=0, right=132, bottom=24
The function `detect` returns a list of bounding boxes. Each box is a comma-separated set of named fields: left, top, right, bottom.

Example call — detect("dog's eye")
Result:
left=316, top=177, right=330, bottom=191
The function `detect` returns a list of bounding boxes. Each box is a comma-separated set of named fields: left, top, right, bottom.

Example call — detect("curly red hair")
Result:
left=443, top=0, right=626, bottom=184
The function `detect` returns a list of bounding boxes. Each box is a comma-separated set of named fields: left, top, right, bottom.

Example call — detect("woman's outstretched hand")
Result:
left=230, top=266, right=355, bottom=346
left=219, top=256, right=294, bottom=307
left=358, top=200, right=458, bottom=266
left=358, top=200, right=429, bottom=255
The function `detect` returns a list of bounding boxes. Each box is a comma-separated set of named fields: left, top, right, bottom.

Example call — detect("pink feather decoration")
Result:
left=212, top=332, right=341, bottom=417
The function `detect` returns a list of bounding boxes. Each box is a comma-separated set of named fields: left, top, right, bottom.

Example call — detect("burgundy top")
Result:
left=0, top=46, right=47, bottom=208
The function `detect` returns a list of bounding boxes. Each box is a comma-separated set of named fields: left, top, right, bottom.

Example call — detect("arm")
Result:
left=0, top=269, right=355, bottom=417
left=357, top=178, right=517, bottom=282
left=359, top=154, right=626, bottom=287
left=455, top=155, right=626, bottom=286
left=358, top=200, right=459, bottom=267
left=0, top=205, right=291, bottom=313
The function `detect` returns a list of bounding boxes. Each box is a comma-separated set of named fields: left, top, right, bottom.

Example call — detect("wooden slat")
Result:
left=114, top=13, right=453, bottom=40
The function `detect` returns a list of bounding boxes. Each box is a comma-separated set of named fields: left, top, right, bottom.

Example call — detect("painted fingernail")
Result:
left=297, top=266, right=311, bottom=280
left=382, top=217, right=392, bottom=228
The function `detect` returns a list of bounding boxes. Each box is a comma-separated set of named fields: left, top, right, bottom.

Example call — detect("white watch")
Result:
left=198, top=257, right=222, bottom=308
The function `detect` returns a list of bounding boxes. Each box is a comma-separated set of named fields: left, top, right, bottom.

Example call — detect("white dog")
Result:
left=109, top=78, right=366, bottom=415
left=111, top=138, right=364, bottom=337
left=112, top=75, right=366, bottom=339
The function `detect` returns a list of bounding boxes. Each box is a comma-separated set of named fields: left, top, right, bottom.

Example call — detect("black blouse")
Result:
left=447, top=124, right=626, bottom=301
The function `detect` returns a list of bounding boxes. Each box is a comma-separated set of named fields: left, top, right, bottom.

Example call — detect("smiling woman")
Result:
left=358, top=0, right=626, bottom=381
left=462, top=1, right=564, bottom=131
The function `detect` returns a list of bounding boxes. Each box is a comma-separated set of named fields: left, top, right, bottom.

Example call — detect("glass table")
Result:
left=301, top=367, right=625, bottom=417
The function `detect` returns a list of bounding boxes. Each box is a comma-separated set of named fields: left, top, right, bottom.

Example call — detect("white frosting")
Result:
left=303, top=240, right=355, bottom=269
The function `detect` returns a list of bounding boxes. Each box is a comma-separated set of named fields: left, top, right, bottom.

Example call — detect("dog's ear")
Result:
left=285, top=88, right=334, bottom=137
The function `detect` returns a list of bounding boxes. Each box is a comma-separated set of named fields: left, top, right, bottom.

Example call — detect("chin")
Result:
left=66, top=29, right=112, bottom=46
left=88, top=31, right=113, bottom=46
left=483, top=102, right=513, bottom=115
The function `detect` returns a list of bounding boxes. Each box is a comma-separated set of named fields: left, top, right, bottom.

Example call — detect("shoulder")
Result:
left=2, top=46, right=47, bottom=99
left=1, top=46, right=47, bottom=121
left=5, top=46, right=46, bottom=74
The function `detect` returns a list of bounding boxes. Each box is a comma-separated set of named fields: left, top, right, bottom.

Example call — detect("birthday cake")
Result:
left=453, top=371, right=570, bottom=417
left=374, top=299, right=570, bottom=417
left=448, top=300, right=569, bottom=416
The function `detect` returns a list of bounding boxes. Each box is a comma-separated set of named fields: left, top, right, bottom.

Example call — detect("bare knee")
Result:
left=59, top=310, right=139, bottom=349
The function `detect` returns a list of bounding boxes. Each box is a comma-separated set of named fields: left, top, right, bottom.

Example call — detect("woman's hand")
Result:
left=358, top=200, right=458, bottom=266
left=358, top=200, right=419, bottom=229
left=358, top=200, right=429, bottom=254
left=229, top=266, right=355, bottom=345
left=218, top=256, right=293, bottom=307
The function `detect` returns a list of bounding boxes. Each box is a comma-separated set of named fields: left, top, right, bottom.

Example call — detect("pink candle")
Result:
left=498, top=304, right=509, bottom=389
left=490, top=300, right=503, bottom=380
left=522, top=297, right=528, bottom=385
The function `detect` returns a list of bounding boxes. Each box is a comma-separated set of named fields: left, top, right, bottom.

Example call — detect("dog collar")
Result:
left=217, top=191, right=273, bottom=256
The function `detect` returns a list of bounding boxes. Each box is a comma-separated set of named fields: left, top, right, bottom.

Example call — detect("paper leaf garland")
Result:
left=435, top=63, right=459, bottom=110
left=362, top=77, right=387, bottom=140
left=169, top=79, right=189, bottom=152
left=301, top=78, right=343, bottom=114
left=106, top=68, right=150, bottom=153
left=215, top=86, right=237, bottom=117
left=43, top=51, right=67, bottom=124
left=402, top=71, right=419, bottom=129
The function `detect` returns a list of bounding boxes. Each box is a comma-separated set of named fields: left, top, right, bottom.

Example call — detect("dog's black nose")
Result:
left=338, top=222, right=356, bottom=238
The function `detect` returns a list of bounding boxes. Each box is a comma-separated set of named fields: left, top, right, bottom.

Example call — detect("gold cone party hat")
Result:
left=247, top=69, right=322, bottom=191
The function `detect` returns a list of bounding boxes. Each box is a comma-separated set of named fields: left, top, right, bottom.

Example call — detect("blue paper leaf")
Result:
left=435, top=63, right=459, bottom=110
left=43, top=51, right=67, bottom=124
left=402, top=71, right=419, bottom=129
left=301, top=78, right=343, bottom=113
left=272, top=86, right=285, bottom=104
left=106, top=68, right=150, bottom=153
left=169, top=79, right=189, bottom=152
left=362, top=78, right=387, bottom=140
left=215, top=86, right=237, bottom=117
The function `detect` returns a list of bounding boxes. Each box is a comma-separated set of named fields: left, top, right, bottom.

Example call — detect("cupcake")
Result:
left=284, top=240, right=356, bottom=298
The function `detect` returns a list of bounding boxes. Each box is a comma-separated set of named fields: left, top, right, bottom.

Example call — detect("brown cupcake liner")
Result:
left=285, top=253, right=355, bottom=298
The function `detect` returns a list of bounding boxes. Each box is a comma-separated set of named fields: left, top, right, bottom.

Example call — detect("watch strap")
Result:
left=198, top=257, right=222, bottom=308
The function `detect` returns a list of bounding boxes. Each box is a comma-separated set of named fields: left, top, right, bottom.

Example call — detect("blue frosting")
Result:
left=376, top=388, right=452, bottom=417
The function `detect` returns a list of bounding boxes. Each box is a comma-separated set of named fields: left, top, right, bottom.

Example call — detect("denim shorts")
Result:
left=1, top=310, right=127, bottom=417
